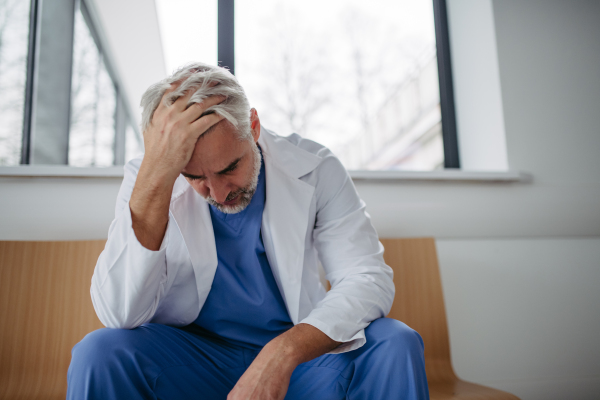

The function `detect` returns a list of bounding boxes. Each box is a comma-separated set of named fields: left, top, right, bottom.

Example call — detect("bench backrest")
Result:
left=0, top=241, right=105, bottom=399
left=380, top=238, right=455, bottom=382
left=0, top=237, right=454, bottom=398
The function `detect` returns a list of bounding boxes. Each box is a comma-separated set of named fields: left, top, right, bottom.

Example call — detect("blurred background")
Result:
left=0, top=1, right=599, bottom=399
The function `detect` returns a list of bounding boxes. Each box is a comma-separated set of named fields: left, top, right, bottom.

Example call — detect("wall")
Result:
left=1, top=1, right=599, bottom=399
left=0, top=177, right=120, bottom=240
left=437, top=238, right=600, bottom=400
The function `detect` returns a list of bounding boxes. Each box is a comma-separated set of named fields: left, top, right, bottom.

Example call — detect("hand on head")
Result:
left=142, top=82, right=226, bottom=182
left=130, top=62, right=257, bottom=250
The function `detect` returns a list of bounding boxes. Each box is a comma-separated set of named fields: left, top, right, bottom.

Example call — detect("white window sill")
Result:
left=349, top=170, right=530, bottom=182
left=0, top=166, right=530, bottom=182
left=0, top=166, right=125, bottom=178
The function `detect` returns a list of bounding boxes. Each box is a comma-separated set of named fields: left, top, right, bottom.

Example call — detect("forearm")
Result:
left=262, top=323, right=341, bottom=368
left=129, top=161, right=178, bottom=251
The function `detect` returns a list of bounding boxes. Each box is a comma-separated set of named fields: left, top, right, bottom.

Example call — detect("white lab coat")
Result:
left=91, top=127, right=394, bottom=353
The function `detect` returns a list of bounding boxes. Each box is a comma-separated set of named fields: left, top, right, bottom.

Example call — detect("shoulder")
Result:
left=262, top=128, right=347, bottom=181
left=262, top=129, right=353, bottom=211
left=278, top=132, right=329, bottom=157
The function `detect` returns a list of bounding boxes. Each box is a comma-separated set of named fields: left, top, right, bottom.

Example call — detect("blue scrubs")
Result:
left=193, top=157, right=293, bottom=349
left=67, top=154, right=429, bottom=399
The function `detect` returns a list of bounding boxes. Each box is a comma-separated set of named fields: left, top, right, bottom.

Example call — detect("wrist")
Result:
left=262, top=335, right=303, bottom=371
left=137, top=158, right=181, bottom=188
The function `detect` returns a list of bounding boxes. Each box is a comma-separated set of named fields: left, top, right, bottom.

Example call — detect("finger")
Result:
left=171, top=85, right=198, bottom=112
left=153, top=80, right=185, bottom=119
left=190, top=112, right=225, bottom=140
left=181, top=95, right=227, bottom=124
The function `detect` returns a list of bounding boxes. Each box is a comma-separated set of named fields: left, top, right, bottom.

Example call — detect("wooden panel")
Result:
left=0, top=241, right=106, bottom=400
left=381, top=238, right=519, bottom=400
left=380, top=238, right=453, bottom=379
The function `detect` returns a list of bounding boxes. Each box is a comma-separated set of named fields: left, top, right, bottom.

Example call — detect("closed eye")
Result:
left=181, top=172, right=205, bottom=181
left=181, top=157, right=242, bottom=181
left=217, top=158, right=241, bottom=175
left=218, top=163, right=238, bottom=175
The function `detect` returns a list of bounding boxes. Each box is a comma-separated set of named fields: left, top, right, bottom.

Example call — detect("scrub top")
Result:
left=193, top=152, right=293, bottom=348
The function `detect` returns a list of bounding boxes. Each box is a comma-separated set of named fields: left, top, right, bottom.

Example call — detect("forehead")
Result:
left=183, top=120, right=247, bottom=173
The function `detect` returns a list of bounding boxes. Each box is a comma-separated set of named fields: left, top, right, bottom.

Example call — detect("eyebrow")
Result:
left=181, top=157, right=242, bottom=180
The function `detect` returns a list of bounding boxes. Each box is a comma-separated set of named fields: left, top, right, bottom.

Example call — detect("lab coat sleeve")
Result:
left=91, top=157, right=170, bottom=329
left=299, top=153, right=395, bottom=353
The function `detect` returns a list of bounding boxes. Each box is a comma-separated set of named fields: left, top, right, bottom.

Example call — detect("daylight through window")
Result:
left=235, top=0, right=445, bottom=170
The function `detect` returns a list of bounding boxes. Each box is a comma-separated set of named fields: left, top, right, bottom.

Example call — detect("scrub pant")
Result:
left=67, top=318, right=429, bottom=399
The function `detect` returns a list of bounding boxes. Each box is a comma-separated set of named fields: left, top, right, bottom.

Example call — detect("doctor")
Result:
left=67, top=63, right=429, bottom=399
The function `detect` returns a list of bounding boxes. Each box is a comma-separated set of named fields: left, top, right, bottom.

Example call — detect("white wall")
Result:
left=0, top=177, right=120, bottom=240
left=1, top=1, right=599, bottom=399
left=437, top=238, right=600, bottom=400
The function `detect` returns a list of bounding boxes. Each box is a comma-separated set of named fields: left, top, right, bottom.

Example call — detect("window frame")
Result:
left=20, top=0, right=39, bottom=164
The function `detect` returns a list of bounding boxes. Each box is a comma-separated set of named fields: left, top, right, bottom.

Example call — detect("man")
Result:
left=67, top=63, right=429, bottom=399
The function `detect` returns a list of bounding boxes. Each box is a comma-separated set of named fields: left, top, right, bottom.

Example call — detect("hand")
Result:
left=227, top=324, right=341, bottom=400
left=227, top=339, right=297, bottom=400
left=141, top=84, right=225, bottom=183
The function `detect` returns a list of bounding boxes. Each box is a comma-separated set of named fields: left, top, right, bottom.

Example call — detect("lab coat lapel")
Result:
left=170, top=178, right=218, bottom=308
left=259, top=129, right=320, bottom=324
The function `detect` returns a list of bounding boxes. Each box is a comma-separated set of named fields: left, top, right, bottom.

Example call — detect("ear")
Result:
left=250, top=108, right=261, bottom=143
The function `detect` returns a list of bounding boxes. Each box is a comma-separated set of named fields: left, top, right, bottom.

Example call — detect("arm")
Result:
left=300, top=152, right=395, bottom=351
left=91, top=86, right=224, bottom=328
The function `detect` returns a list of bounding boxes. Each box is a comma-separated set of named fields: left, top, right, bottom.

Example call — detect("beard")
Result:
left=204, top=143, right=262, bottom=214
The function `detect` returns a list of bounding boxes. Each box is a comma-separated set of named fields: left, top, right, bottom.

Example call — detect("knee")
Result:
left=365, top=318, right=424, bottom=355
left=70, top=327, right=146, bottom=370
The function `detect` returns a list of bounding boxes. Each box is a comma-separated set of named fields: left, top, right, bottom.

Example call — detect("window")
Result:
left=69, top=6, right=117, bottom=167
left=236, top=0, right=448, bottom=170
left=0, top=0, right=142, bottom=168
left=125, top=123, right=144, bottom=162
left=217, top=0, right=459, bottom=170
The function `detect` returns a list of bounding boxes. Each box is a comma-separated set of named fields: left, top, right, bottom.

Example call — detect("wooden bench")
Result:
left=0, top=239, right=519, bottom=399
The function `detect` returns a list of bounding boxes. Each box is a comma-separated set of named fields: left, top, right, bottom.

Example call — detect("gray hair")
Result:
left=140, top=62, right=252, bottom=140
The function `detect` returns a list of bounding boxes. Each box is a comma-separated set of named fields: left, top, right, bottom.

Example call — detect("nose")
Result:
left=206, top=178, right=230, bottom=204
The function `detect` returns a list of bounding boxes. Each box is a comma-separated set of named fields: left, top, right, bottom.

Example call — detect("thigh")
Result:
left=71, top=323, right=248, bottom=400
